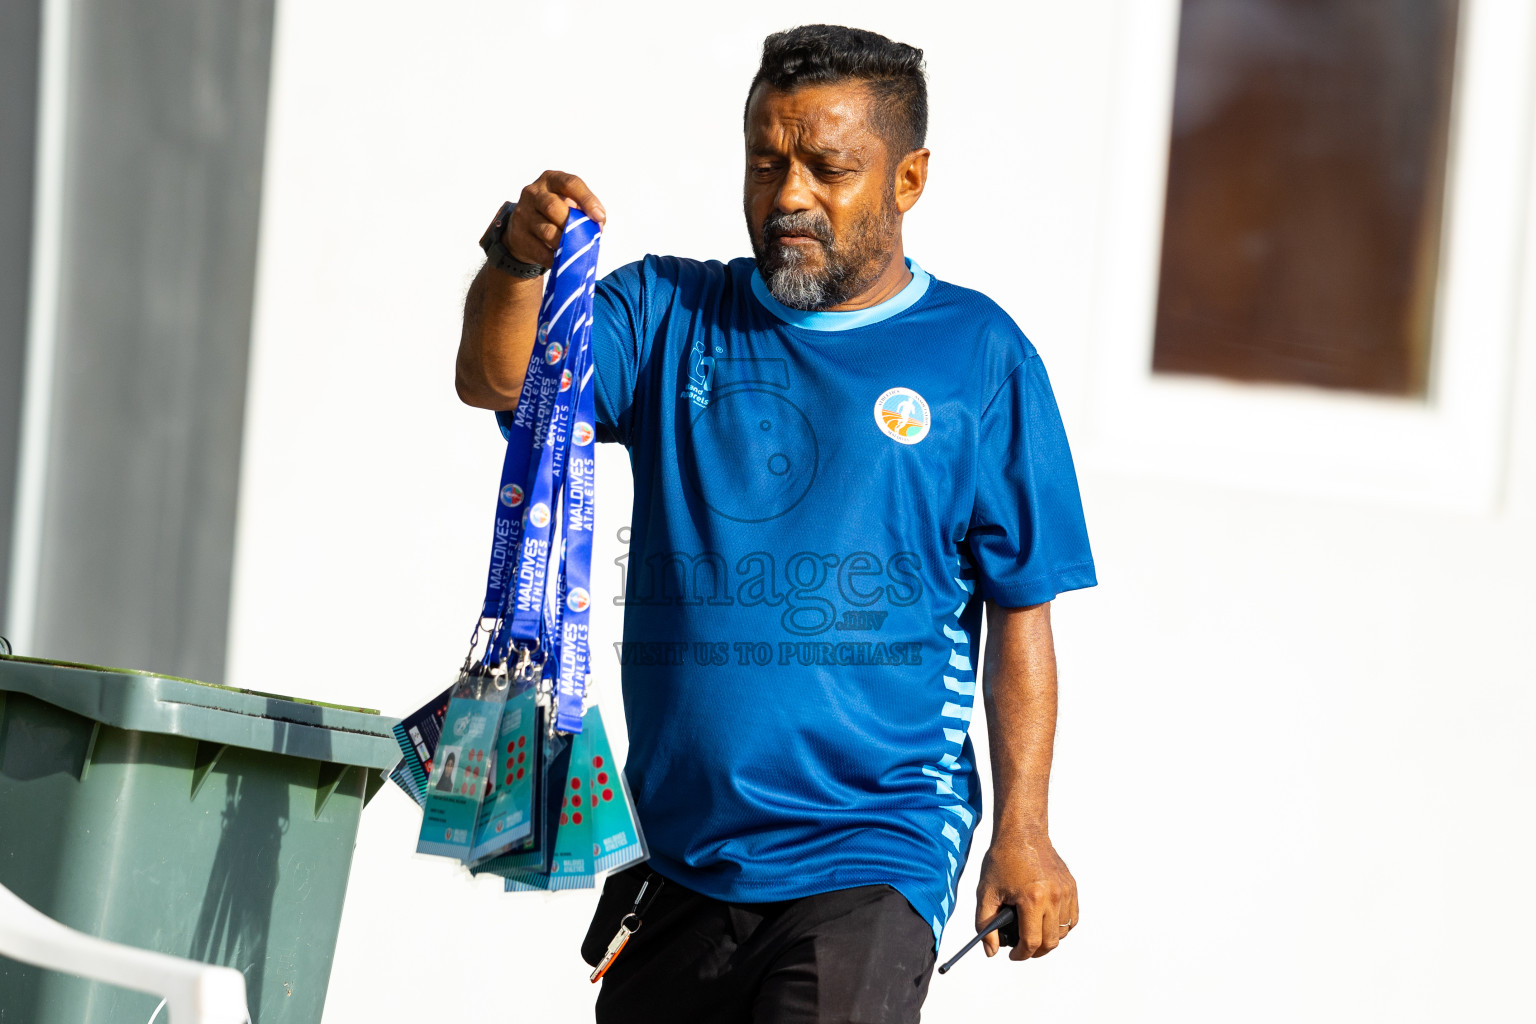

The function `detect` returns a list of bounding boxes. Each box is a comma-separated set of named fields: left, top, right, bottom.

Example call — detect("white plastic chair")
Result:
left=0, top=882, right=249, bottom=1024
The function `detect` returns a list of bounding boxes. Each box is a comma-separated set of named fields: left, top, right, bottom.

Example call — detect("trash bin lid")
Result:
left=0, top=656, right=401, bottom=771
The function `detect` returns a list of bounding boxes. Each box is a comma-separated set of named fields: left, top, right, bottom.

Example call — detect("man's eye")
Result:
left=817, top=167, right=849, bottom=180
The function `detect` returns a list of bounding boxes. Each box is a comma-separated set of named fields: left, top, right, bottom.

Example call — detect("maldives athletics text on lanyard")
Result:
left=485, top=210, right=601, bottom=731
left=412, top=211, right=600, bottom=863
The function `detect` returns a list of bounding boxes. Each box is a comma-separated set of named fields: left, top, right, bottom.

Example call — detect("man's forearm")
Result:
left=975, top=599, right=1077, bottom=959
left=455, top=261, right=544, bottom=410
left=455, top=172, right=608, bottom=410
left=981, top=600, right=1058, bottom=837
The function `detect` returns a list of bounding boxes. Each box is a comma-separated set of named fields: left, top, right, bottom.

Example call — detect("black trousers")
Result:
left=582, top=865, right=937, bottom=1024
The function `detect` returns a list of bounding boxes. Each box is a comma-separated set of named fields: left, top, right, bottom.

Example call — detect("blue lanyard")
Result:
left=477, top=212, right=601, bottom=729
left=554, top=286, right=598, bottom=732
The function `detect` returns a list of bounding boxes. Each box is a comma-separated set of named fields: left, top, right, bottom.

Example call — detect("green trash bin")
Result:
left=0, top=654, right=401, bottom=1024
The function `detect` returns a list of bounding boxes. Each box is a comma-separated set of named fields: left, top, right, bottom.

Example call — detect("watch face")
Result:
left=481, top=201, right=515, bottom=252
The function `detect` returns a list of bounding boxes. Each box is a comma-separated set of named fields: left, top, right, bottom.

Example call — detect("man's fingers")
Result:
left=1012, top=882, right=1055, bottom=960
left=503, top=171, right=605, bottom=268
left=524, top=189, right=571, bottom=233
left=975, top=892, right=1003, bottom=958
left=1034, top=900, right=1063, bottom=958
left=503, top=188, right=570, bottom=267
left=543, top=170, right=607, bottom=225
left=1014, top=900, right=1044, bottom=960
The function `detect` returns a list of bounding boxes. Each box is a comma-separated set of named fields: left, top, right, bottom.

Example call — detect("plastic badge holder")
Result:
left=471, top=710, right=573, bottom=879
left=497, top=706, right=646, bottom=891
left=583, top=707, right=647, bottom=873
left=467, top=685, right=539, bottom=863
left=391, top=685, right=452, bottom=808
left=415, top=672, right=506, bottom=859
left=502, top=721, right=596, bottom=891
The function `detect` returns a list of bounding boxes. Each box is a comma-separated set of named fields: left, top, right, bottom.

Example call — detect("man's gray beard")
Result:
left=749, top=196, right=898, bottom=311
left=762, top=248, right=844, bottom=310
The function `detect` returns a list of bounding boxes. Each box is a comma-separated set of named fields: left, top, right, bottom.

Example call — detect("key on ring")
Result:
left=589, top=911, right=641, bottom=983
left=590, top=874, right=664, bottom=984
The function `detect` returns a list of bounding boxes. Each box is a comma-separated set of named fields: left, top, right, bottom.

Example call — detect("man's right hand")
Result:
left=456, top=171, right=606, bottom=409
left=503, top=170, right=608, bottom=268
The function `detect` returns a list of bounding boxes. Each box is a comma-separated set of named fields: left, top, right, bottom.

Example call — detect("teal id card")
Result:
left=416, top=675, right=506, bottom=860
left=503, top=721, right=596, bottom=891
left=499, top=706, right=646, bottom=891
left=472, top=712, right=571, bottom=878
left=545, top=720, right=597, bottom=890
left=467, top=686, right=538, bottom=864
left=581, top=707, right=648, bottom=873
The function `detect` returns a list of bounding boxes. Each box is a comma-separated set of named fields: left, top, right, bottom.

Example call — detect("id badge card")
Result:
left=545, top=721, right=599, bottom=889
left=416, top=673, right=507, bottom=860
left=504, top=723, right=596, bottom=891
left=467, top=686, right=539, bottom=864
left=471, top=704, right=572, bottom=878
left=582, top=707, right=648, bottom=873
left=390, top=685, right=452, bottom=808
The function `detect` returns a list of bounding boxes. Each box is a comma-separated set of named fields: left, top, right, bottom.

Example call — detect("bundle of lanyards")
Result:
left=388, top=213, right=647, bottom=890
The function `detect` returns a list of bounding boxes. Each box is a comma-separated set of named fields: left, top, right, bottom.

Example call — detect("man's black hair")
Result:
left=746, top=24, right=928, bottom=158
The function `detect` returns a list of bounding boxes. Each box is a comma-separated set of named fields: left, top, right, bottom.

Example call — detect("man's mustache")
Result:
left=762, top=211, right=834, bottom=246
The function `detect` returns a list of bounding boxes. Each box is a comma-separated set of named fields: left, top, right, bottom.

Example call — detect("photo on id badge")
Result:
left=433, top=746, right=461, bottom=794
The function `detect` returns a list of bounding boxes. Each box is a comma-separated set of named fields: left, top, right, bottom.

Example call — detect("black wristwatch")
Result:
left=479, top=200, right=547, bottom=279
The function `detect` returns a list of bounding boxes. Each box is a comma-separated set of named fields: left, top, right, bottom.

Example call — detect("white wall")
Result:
left=227, top=1, right=1536, bottom=1020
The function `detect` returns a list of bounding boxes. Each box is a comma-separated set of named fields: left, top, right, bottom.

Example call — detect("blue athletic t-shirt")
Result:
left=503, top=254, right=1095, bottom=944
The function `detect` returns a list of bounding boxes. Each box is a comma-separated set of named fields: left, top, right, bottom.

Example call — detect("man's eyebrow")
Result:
left=747, top=142, right=861, bottom=162
left=799, top=143, right=858, bottom=161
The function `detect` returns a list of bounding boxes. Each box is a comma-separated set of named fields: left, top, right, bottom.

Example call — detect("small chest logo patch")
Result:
left=874, top=387, right=931, bottom=445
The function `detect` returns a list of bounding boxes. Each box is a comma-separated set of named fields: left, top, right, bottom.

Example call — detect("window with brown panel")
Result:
left=1151, top=0, right=1460, bottom=397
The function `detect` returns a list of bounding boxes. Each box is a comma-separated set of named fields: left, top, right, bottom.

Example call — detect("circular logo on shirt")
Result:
left=538, top=322, right=550, bottom=343
left=545, top=341, right=565, bottom=365
left=684, top=393, right=818, bottom=523
left=566, top=587, right=590, bottom=613
left=874, top=387, right=931, bottom=444
left=572, top=421, right=594, bottom=446
left=560, top=369, right=573, bottom=392
left=529, top=502, right=551, bottom=528
left=500, top=483, right=524, bottom=507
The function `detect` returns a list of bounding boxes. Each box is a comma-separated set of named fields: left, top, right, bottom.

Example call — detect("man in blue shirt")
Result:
left=456, top=24, right=1095, bottom=1024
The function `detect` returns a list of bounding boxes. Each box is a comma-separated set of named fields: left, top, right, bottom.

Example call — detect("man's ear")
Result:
left=894, top=148, right=930, bottom=214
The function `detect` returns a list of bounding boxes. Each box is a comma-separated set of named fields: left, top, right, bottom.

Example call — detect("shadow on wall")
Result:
left=190, top=771, right=288, bottom=1022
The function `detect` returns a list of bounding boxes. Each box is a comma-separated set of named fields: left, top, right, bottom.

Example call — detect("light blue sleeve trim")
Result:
left=750, top=258, right=931, bottom=331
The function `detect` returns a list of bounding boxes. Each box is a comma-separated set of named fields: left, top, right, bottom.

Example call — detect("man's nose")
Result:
left=773, top=162, right=815, bottom=214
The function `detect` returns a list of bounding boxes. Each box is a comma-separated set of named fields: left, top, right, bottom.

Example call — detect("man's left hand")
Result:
left=975, top=829, right=1079, bottom=960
